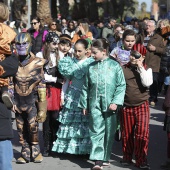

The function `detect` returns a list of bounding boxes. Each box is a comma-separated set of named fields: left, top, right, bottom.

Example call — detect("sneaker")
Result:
left=2, top=91, right=13, bottom=108
left=137, top=162, right=150, bottom=169
left=120, top=159, right=132, bottom=166
left=92, top=161, right=103, bottom=170
left=103, top=161, right=110, bottom=166
left=92, top=165, right=103, bottom=170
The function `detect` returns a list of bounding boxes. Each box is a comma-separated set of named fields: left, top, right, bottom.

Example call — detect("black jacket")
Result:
left=160, top=42, right=170, bottom=74
left=28, top=27, right=47, bottom=55
left=0, top=54, right=19, bottom=140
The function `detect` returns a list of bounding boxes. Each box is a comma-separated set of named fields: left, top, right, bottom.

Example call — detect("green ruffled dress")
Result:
left=52, top=56, right=94, bottom=154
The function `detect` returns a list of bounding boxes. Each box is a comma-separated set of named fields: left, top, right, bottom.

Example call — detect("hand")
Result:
left=36, top=111, right=46, bottom=123
left=136, top=56, right=145, bottom=68
left=148, top=44, right=156, bottom=52
left=79, top=25, right=85, bottom=35
left=109, top=104, right=117, bottom=111
left=12, top=105, right=16, bottom=113
left=60, top=99, right=64, bottom=107
left=12, top=105, right=21, bottom=113
left=83, top=109, right=87, bottom=115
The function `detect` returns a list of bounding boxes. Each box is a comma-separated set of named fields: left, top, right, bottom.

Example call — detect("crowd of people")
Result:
left=1, top=2, right=170, bottom=170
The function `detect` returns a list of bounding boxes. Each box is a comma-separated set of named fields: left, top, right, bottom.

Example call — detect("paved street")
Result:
left=12, top=95, right=166, bottom=170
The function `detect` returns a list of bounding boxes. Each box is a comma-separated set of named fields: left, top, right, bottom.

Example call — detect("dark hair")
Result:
left=75, top=39, right=88, bottom=49
left=31, top=16, right=42, bottom=29
left=122, top=29, right=136, bottom=40
left=130, top=50, right=141, bottom=59
left=92, top=38, right=109, bottom=54
left=31, top=16, right=41, bottom=23
left=48, top=19, right=61, bottom=32
left=59, top=34, right=72, bottom=46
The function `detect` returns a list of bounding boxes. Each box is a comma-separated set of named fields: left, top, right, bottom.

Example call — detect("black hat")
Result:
left=45, top=32, right=59, bottom=43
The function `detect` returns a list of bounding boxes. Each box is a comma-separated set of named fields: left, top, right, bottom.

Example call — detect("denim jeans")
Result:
left=0, top=140, right=13, bottom=170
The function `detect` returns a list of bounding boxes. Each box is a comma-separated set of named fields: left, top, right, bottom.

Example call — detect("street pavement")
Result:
left=12, top=95, right=167, bottom=170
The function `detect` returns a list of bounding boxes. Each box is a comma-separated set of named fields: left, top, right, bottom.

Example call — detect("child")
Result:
left=121, top=48, right=153, bottom=169
left=36, top=32, right=64, bottom=157
left=52, top=39, right=94, bottom=155
left=0, top=2, right=17, bottom=108
left=110, top=29, right=136, bottom=66
left=58, top=34, right=73, bottom=107
left=78, top=38, right=126, bottom=170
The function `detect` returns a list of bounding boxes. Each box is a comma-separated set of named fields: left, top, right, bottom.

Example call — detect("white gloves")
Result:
left=44, top=74, right=57, bottom=83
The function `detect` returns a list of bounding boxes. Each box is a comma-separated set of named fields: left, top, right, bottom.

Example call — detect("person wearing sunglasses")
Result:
left=28, top=16, right=48, bottom=55
left=48, top=19, right=62, bottom=37
left=12, top=32, right=47, bottom=164
left=120, top=44, right=153, bottom=170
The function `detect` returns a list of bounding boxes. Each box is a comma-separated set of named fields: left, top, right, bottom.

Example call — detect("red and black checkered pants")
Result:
left=121, top=101, right=150, bottom=166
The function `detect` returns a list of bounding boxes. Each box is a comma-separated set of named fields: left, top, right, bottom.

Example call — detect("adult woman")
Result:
left=72, top=21, right=93, bottom=44
left=48, top=19, right=62, bottom=37
left=28, top=16, right=48, bottom=55
left=63, top=20, right=76, bottom=38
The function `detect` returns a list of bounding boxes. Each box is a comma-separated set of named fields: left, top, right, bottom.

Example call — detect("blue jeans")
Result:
left=0, top=140, right=13, bottom=170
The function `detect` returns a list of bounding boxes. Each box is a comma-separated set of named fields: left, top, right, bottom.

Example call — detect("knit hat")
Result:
left=45, top=32, right=59, bottom=43
left=132, top=43, right=147, bottom=56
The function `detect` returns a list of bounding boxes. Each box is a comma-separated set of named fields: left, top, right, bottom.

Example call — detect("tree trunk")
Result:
left=59, top=0, right=69, bottom=19
left=31, top=0, right=37, bottom=19
left=51, top=0, right=57, bottom=19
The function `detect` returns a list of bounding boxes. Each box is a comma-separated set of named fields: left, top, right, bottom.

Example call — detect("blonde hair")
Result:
left=81, top=22, right=89, bottom=34
left=0, top=3, right=9, bottom=22
left=161, top=19, right=170, bottom=27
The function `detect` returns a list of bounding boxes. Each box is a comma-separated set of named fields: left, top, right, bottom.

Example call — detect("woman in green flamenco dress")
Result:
left=52, top=39, right=94, bottom=154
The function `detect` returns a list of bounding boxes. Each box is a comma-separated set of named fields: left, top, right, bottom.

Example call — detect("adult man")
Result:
left=12, top=32, right=47, bottom=164
left=138, top=19, right=165, bottom=106
left=102, top=17, right=116, bottom=39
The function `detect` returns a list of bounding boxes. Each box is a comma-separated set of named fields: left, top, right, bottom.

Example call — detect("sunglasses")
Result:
left=31, top=22, right=38, bottom=25
left=51, top=23, right=57, bottom=26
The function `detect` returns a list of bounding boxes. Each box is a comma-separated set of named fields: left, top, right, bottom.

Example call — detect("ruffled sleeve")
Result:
left=58, top=57, right=75, bottom=78
left=73, top=57, right=94, bottom=79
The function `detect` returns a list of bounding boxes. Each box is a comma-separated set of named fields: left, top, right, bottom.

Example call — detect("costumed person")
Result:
left=0, top=3, right=19, bottom=170
left=120, top=45, right=153, bottom=170
left=110, top=29, right=136, bottom=66
left=36, top=32, right=64, bottom=157
left=52, top=39, right=94, bottom=155
left=78, top=38, right=126, bottom=170
left=12, top=32, right=47, bottom=164
left=58, top=34, right=73, bottom=107
left=0, top=2, right=17, bottom=108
